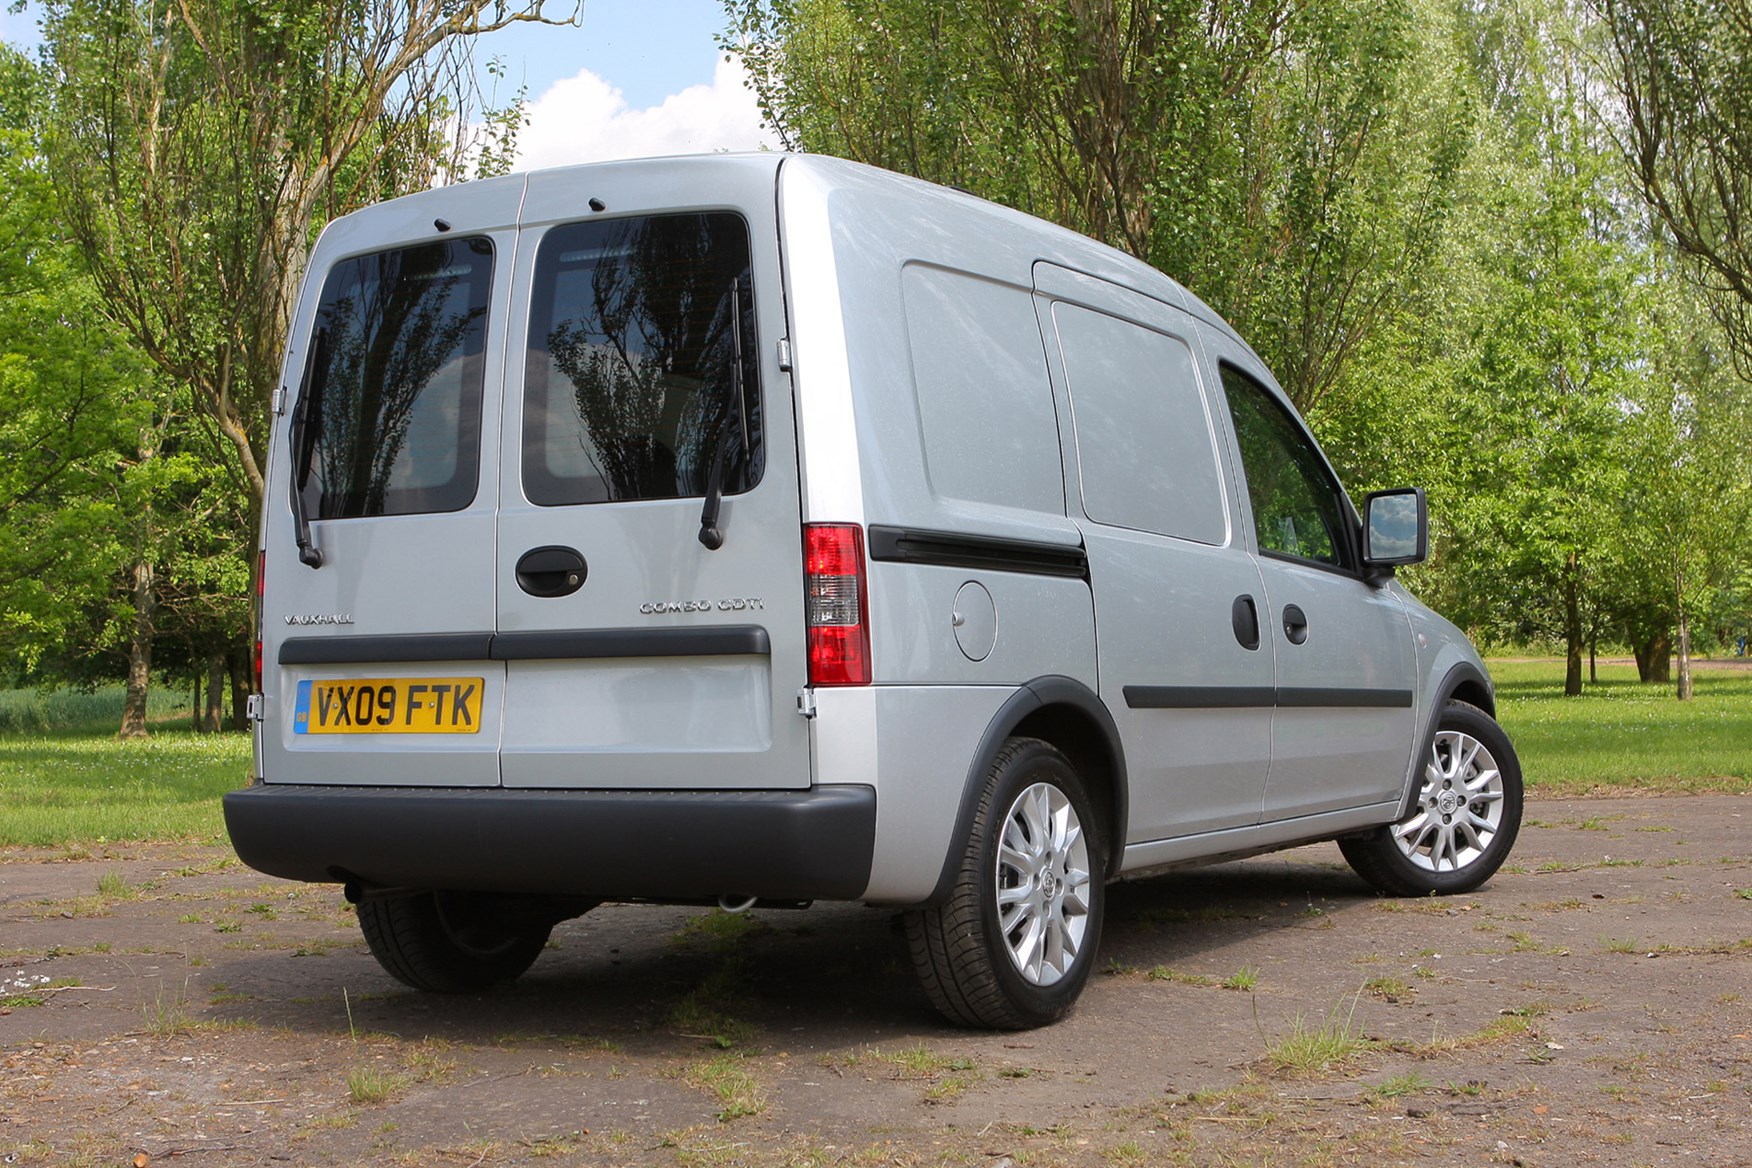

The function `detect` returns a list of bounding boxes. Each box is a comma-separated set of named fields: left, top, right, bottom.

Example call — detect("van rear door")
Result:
left=260, top=180, right=521, bottom=788
left=494, top=161, right=811, bottom=791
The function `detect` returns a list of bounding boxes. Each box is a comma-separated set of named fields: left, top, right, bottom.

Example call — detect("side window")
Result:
left=1053, top=303, right=1228, bottom=545
left=522, top=213, right=762, bottom=506
left=297, top=237, right=492, bottom=519
left=1219, top=365, right=1353, bottom=569
left=901, top=265, right=1063, bottom=515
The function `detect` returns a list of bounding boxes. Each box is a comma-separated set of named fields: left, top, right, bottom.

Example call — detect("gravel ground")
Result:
left=2, top=792, right=1748, bottom=1167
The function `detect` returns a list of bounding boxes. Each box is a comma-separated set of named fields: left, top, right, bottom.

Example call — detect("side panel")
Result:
left=814, top=684, right=1017, bottom=903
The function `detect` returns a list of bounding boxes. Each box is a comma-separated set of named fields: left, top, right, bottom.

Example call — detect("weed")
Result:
left=1601, top=936, right=1641, bottom=954
left=346, top=1064, right=400, bottom=1104
left=1363, top=976, right=1411, bottom=1000
left=678, top=1054, right=766, bottom=1120
left=142, top=979, right=195, bottom=1036
left=96, top=871, right=138, bottom=900
left=1148, top=966, right=1218, bottom=986
left=1260, top=991, right=1369, bottom=1076
left=1224, top=966, right=1261, bottom=991
left=1369, top=1071, right=1430, bottom=1099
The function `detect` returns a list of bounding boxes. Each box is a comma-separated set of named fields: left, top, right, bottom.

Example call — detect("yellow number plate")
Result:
left=293, top=678, right=484, bottom=734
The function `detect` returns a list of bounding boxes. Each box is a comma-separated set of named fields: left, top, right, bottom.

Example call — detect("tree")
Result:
left=39, top=0, right=575, bottom=514
left=724, top=0, right=1472, bottom=416
left=0, top=45, right=153, bottom=717
left=1598, top=0, right=1752, bottom=375
left=1618, top=265, right=1752, bottom=698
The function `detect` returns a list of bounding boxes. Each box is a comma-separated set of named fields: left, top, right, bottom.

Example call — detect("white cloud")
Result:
left=514, top=55, right=773, bottom=173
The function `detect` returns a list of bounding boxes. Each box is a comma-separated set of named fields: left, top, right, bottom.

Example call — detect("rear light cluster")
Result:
left=803, top=523, right=871, bottom=686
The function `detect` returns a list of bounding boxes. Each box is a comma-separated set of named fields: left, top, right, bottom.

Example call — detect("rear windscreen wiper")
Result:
left=698, top=277, right=751, bottom=551
left=288, top=327, right=328, bottom=569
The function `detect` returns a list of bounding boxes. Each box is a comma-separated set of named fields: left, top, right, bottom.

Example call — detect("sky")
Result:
left=0, top=0, right=775, bottom=171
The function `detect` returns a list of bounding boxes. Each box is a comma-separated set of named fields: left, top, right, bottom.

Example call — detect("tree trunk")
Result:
left=1588, top=633, right=1598, bottom=684
left=1675, top=566, right=1694, bottom=701
left=119, top=559, right=156, bottom=738
left=1564, top=553, right=1584, bottom=696
left=204, top=651, right=226, bottom=732
left=228, top=643, right=250, bottom=731
left=1632, top=628, right=1672, bottom=683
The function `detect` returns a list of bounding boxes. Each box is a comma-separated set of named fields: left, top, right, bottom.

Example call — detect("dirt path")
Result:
left=3, top=793, right=1748, bottom=1167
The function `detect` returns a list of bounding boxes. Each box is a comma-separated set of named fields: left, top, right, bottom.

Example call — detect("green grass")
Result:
left=1488, top=659, right=1752, bottom=794
left=0, top=725, right=248, bottom=847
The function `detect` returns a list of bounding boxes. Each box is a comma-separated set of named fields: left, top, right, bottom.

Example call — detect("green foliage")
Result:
left=726, top=0, right=1471, bottom=414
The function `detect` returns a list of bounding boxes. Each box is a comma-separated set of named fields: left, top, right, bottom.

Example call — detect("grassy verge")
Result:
left=0, top=729, right=248, bottom=847
left=1489, top=658, right=1752, bottom=795
left=0, top=685, right=246, bottom=848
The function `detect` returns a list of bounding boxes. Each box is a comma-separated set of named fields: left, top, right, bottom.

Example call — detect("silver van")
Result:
left=226, top=154, right=1522, bottom=1029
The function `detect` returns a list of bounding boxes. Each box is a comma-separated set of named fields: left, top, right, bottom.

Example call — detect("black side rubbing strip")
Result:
left=1124, top=686, right=1276, bottom=709
left=1276, top=687, right=1414, bottom=709
left=280, top=626, right=770, bottom=666
left=1124, top=686, right=1414, bottom=710
left=490, top=626, right=771, bottom=661
left=867, top=525, right=1088, bottom=579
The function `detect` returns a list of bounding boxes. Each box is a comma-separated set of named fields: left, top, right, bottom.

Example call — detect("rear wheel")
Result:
left=356, top=890, right=555, bottom=992
left=906, top=737, right=1106, bottom=1029
left=1340, top=700, right=1522, bottom=896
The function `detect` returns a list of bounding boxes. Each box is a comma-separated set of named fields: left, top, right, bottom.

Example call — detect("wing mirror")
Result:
left=1361, top=488, right=1428, bottom=577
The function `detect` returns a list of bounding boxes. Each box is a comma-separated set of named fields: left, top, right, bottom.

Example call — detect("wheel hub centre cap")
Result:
left=1435, top=789, right=1462, bottom=816
left=1040, top=867, right=1059, bottom=898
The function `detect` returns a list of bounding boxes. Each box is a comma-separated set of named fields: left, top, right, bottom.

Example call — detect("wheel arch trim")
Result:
left=928, top=675, right=1127, bottom=904
left=1394, top=662, right=1496, bottom=822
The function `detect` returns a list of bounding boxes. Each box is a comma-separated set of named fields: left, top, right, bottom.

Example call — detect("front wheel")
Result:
left=906, top=737, right=1106, bottom=1029
left=356, top=890, right=555, bottom=993
left=1340, top=700, right=1523, bottom=896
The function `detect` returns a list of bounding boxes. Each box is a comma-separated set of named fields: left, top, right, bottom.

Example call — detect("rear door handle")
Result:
left=1282, top=603, right=1308, bottom=645
left=516, top=546, right=587, bottom=598
left=1232, top=595, right=1260, bottom=651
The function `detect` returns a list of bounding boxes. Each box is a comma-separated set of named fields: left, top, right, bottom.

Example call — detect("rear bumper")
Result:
left=223, top=783, right=877, bottom=902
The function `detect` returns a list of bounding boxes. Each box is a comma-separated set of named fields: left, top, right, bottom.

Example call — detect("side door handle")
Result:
left=1282, top=603, right=1309, bottom=645
left=1232, top=594, right=1260, bottom=651
left=516, top=546, right=587, bottom=598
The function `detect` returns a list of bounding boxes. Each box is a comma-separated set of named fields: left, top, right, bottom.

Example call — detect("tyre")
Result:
left=356, top=890, right=554, bottom=993
left=906, top=737, right=1106, bottom=1029
left=1340, top=700, right=1523, bottom=896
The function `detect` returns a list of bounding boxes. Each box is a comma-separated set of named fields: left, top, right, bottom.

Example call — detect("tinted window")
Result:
left=1220, top=365, right=1353, bottom=568
left=1054, top=303, right=1228, bottom=545
left=523, top=213, right=762, bottom=506
left=297, top=237, right=492, bottom=520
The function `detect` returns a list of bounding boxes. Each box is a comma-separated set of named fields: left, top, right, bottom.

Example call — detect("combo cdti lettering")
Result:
left=226, top=154, right=1523, bottom=1029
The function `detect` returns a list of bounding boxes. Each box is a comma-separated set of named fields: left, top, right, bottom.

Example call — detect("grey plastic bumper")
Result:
left=223, top=783, right=877, bottom=902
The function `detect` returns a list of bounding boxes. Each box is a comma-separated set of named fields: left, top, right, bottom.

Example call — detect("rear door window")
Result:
left=296, top=237, right=493, bottom=519
left=521, top=213, right=763, bottom=506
